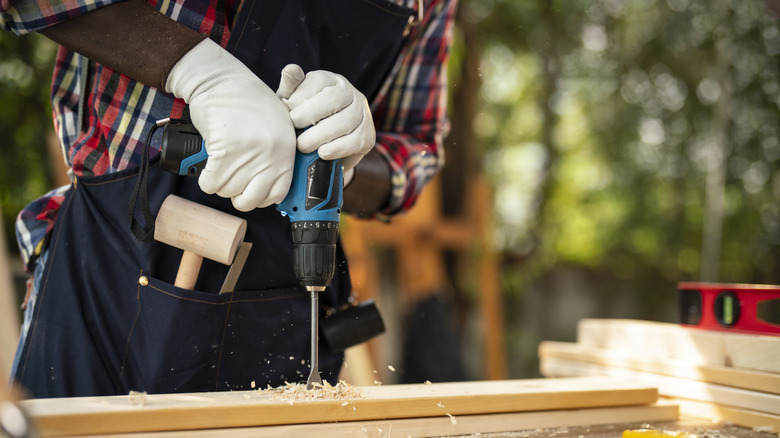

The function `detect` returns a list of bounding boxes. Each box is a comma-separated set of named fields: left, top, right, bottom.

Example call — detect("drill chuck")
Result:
left=291, top=221, right=339, bottom=289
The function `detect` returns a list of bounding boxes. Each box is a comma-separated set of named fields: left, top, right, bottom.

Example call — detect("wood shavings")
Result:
left=437, top=401, right=445, bottom=408
left=388, top=365, right=396, bottom=372
left=128, top=390, right=147, bottom=406
left=258, top=380, right=364, bottom=403
left=424, top=380, right=432, bottom=385
left=446, top=412, right=457, bottom=425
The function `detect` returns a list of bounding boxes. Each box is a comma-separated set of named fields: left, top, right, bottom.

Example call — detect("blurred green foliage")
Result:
left=469, top=0, right=780, bottom=285
left=0, top=32, right=57, bottom=252
left=456, top=0, right=780, bottom=376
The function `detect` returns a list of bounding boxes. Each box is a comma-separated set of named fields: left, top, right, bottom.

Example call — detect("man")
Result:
left=1, top=0, right=455, bottom=397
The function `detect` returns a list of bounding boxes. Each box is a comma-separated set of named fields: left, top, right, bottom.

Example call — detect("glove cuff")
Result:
left=165, top=38, right=248, bottom=102
left=343, top=167, right=356, bottom=188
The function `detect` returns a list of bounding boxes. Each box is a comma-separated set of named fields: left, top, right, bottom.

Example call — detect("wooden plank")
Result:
left=82, top=404, right=679, bottom=438
left=539, top=357, right=780, bottom=415
left=663, top=397, right=779, bottom=434
left=21, top=377, right=659, bottom=437
left=539, top=341, right=780, bottom=395
left=577, top=319, right=780, bottom=374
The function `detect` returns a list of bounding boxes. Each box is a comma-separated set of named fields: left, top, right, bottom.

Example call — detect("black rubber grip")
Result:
left=291, top=221, right=339, bottom=288
left=321, top=300, right=385, bottom=354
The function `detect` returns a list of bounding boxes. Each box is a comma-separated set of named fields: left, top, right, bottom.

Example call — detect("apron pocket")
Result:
left=217, top=287, right=314, bottom=389
left=119, top=274, right=232, bottom=393
left=121, top=275, right=320, bottom=393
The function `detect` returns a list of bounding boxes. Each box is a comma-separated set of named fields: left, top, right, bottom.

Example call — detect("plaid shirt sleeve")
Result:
left=0, top=0, right=124, bottom=35
left=15, top=185, right=69, bottom=271
left=369, top=0, right=456, bottom=219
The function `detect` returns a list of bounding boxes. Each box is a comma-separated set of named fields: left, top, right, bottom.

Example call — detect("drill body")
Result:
left=160, top=124, right=343, bottom=288
left=276, top=152, right=343, bottom=290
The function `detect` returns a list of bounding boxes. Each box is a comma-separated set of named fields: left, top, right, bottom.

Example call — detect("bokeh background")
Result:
left=2, top=0, right=780, bottom=383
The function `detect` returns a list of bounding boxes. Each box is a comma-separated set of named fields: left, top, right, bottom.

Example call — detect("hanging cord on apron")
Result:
left=128, top=118, right=190, bottom=242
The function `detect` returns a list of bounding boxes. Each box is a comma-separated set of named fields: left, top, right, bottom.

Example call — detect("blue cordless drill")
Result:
left=159, top=120, right=342, bottom=389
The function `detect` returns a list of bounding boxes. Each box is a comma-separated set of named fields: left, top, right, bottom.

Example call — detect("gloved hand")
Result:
left=276, top=64, right=376, bottom=173
left=165, top=39, right=296, bottom=211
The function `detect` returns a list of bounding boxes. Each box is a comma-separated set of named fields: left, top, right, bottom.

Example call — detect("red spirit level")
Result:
left=678, top=282, right=780, bottom=336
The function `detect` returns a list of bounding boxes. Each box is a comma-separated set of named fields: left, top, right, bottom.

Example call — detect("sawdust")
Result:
left=624, top=429, right=700, bottom=437
left=257, top=380, right=365, bottom=404
left=128, top=390, right=147, bottom=406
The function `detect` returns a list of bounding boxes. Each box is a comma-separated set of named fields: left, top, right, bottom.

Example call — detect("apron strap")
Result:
left=127, top=121, right=160, bottom=242
left=128, top=118, right=196, bottom=242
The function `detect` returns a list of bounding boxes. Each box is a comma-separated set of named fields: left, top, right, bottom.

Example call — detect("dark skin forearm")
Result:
left=342, top=148, right=392, bottom=217
left=39, top=0, right=205, bottom=90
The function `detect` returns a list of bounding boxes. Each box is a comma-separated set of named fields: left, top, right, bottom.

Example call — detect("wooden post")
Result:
left=474, top=177, right=508, bottom=380
left=0, top=204, right=21, bottom=381
left=342, top=175, right=508, bottom=381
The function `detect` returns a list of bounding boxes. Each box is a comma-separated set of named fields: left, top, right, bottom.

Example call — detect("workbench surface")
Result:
left=454, top=420, right=778, bottom=438
left=75, top=419, right=778, bottom=438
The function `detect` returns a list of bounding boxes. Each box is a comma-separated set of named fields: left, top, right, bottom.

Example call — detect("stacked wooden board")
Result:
left=20, top=377, right=678, bottom=437
left=539, top=319, right=780, bottom=433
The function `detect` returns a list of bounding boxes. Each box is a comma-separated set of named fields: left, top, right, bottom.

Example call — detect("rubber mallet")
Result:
left=154, top=195, right=247, bottom=290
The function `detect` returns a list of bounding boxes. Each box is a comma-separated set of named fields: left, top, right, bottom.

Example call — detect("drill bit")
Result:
left=306, top=286, right=325, bottom=389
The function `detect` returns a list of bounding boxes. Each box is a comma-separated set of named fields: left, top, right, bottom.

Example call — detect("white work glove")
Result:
left=276, top=64, right=376, bottom=173
left=165, top=39, right=297, bottom=211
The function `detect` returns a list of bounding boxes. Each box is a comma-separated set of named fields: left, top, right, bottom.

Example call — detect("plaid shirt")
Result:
left=2, top=0, right=455, bottom=271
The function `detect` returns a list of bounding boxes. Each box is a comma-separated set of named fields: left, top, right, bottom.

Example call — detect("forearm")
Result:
left=38, top=0, right=205, bottom=89
left=342, top=148, right=392, bottom=217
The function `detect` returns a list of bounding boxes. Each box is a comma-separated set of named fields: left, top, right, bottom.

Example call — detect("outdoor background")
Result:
left=2, top=0, right=779, bottom=381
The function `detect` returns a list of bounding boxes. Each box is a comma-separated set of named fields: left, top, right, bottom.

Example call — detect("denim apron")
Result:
left=13, top=0, right=416, bottom=398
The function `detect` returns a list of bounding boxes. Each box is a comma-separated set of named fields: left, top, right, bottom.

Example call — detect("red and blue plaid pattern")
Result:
left=3, top=0, right=455, bottom=271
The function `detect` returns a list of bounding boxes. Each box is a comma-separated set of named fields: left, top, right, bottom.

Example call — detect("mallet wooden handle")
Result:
left=154, top=195, right=247, bottom=290
left=175, top=250, right=204, bottom=290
